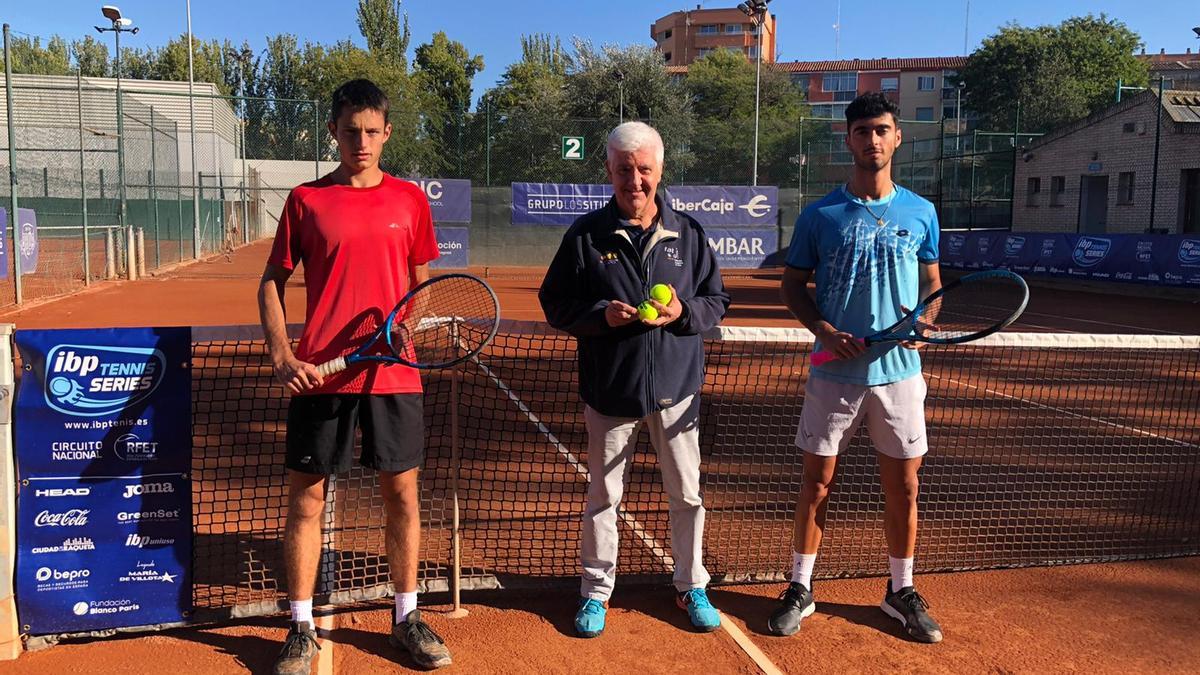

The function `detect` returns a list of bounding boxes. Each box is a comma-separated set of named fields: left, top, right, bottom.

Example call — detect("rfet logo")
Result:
left=1040, top=239, right=1056, bottom=257
left=1004, top=235, right=1026, bottom=257
left=1072, top=236, right=1111, bottom=268
left=1136, top=240, right=1154, bottom=264
left=44, top=344, right=166, bottom=417
left=1178, top=239, right=1200, bottom=265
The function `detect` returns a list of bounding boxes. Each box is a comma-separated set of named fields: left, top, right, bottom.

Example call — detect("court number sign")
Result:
left=561, top=136, right=585, bottom=161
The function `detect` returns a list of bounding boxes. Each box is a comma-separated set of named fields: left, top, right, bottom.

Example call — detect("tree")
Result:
left=357, top=0, right=410, bottom=72
left=414, top=31, right=485, bottom=175
left=71, top=36, right=109, bottom=77
left=957, top=14, right=1148, bottom=132
left=686, top=49, right=806, bottom=185
left=563, top=40, right=695, bottom=183
left=1, top=35, right=71, bottom=75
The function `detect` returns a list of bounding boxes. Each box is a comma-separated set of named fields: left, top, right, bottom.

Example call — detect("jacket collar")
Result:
left=599, top=191, right=681, bottom=239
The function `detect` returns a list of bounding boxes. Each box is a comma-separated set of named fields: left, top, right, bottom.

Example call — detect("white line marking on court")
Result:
left=475, top=360, right=675, bottom=572
left=316, top=613, right=334, bottom=675
left=931, top=374, right=1200, bottom=449
left=721, top=615, right=784, bottom=675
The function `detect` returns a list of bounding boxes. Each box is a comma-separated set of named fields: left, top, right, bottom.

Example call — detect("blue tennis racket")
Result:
left=811, top=269, right=1029, bottom=366
left=316, top=273, right=500, bottom=375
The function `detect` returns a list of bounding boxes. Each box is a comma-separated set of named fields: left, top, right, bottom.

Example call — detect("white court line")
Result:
left=931, top=374, right=1200, bottom=450
left=315, top=613, right=334, bottom=675
left=475, top=360, right=674, bottom=572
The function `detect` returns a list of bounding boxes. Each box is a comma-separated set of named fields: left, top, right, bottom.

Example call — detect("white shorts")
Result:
left=795, top=373, right=929, bottom=460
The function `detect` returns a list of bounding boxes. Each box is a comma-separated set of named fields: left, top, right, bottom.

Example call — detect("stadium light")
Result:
left=1192, top=26, right=1200, bottom=38
left=738, top=0, right=771, bottom=186
left=95, top=5, right=139, bottom=280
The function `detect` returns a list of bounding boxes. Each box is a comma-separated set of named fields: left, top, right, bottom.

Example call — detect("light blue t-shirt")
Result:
left=785, top=185, right=940, bottom=385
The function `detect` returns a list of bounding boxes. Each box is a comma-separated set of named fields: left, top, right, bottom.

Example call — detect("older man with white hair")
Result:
left=539, top=121, right=730, bottom=637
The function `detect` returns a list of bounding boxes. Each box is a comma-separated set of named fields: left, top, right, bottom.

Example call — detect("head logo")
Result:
left=1004, top=236, right=1026, bottom=257
left=1179, top=240, right=1200, bottom=265
left=44, top=344, right=166, bottom=417
left=948, top=234, right=966, bottom=255
left=113, top=433, right=160, bottom=462
left=1072, top=236, right=1112, bottom=267
left=35, top=487, right=91, bottom=498
left=738, top=194, right=773, bottom=219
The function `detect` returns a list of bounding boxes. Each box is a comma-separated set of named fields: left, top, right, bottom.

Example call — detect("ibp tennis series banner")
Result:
left=941, top=231, right=1200, bottom=287
left=0, top=207, right=40, bottom=278
left=14, top=327, right=192, bottom=634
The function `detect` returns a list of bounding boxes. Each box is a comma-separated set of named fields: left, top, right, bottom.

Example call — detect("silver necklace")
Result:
left=853, top=184, right=895, bottom=225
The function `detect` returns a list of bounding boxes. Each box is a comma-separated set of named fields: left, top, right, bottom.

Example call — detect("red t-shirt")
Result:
left=268, top=173, right=439, bottom=394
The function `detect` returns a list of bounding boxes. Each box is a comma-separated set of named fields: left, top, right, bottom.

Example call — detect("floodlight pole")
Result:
left=1149, top=75, right=1164, bottom=233
left=740, top=1, right=770, bottom=186
left=3, top=24, right=23, bottom=303
left=187, top=0, right=201, bottom=259
left=96, top=8, right=138, bottom=280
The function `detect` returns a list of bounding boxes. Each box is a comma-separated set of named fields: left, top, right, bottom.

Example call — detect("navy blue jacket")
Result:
left=539, top=194, right=730, bottom=418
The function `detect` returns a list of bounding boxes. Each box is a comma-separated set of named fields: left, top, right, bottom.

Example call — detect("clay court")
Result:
left=3, top=242, right=1199, bottom=674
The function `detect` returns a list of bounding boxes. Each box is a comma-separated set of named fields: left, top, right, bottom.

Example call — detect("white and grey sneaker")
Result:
left=881, top=583, right=943, bottom=643
left=767, top=582, right=815, bottom=636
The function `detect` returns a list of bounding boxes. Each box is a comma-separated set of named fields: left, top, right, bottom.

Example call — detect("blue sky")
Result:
left=5, top=0, right=1198, bottom=97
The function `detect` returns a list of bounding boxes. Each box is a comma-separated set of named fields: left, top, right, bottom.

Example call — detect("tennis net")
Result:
left=189, top=323, right=1200, bottom=620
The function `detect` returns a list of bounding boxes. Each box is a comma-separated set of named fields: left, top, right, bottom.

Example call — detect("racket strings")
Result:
left=393, top=277, right=499, bottom=366
left=917, top=277, right=1027, bottom=340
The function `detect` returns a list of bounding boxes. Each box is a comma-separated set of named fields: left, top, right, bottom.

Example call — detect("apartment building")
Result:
left=651, top=5, right=777, bottom=67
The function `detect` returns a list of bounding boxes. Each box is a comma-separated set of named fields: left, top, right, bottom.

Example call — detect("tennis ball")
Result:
left=649, top=283, right=672, bottom=305
left=637, top=301, right=659, bottom=321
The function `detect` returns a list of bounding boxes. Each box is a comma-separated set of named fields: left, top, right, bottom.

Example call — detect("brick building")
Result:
left=1013, top=89, right=1200, bottom=235
left=651, top=6, right=777, bottom=67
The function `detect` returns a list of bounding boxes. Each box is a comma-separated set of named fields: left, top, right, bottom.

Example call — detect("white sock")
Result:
left=889, top=556, right=914, bottom=591
left=790, top=552, right=817, bottom=590
left=290, top=598, right=314, bottom=629
left=395, top=591, right=418, bottom=624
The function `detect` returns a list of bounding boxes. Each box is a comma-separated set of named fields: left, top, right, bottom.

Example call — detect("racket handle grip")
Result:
left=315, top=357, right=347, bottom=378
left=809, top=338, right=866, bottom=367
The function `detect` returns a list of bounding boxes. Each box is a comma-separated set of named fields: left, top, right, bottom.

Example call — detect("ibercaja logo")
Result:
left=44, top=344, right=166, bottom=417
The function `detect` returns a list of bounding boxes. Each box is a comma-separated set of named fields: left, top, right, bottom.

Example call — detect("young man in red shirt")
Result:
left=258, top=79, right=450, bottom=673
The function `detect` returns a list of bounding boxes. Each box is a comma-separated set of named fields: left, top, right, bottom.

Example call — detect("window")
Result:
left=943, top=105, right=957, bottom=120
left=747, top=46, right=759, bottom=60
left=832, top=90, right=856, bottom=102
left=698, top=25, right=719, bottom=35
left=881, top=77, right=899, bottom=92
left=664, top=52, right=672, bottom=63
left=915, top=107, right=935, bottom=122
left=697, top=48, right=713, bottom=58
left=1026, top=177, right=1041, bottom=206
left=725, top=24, right=744, bottom=34
left=822, top=72, right=858, bottom=93
left=791, top=74, right=810, bottom=94
left=664, top=29, right=672, bottom=39
left=828, top=133, right=852, bottom=165
left=1050, top=176, right=1065, bottom=206
left=917, top=76, right=935, bottom=91
left=1118, top=172, right=1135, bottom=204
left=812, top=103, right=848, bottom=119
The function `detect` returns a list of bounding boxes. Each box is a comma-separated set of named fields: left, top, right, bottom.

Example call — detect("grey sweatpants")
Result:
left=580, top=394, right=711, bottom=600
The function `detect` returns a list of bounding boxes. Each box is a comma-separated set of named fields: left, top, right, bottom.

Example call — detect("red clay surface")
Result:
left=4, top=240, right=1200, bottom=673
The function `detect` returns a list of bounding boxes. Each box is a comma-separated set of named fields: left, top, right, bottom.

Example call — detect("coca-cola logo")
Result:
left=34, top=509, right=90, bottom=527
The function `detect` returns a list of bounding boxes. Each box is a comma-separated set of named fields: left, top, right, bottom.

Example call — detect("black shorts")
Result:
left=285, top=393, right=424, bottom=474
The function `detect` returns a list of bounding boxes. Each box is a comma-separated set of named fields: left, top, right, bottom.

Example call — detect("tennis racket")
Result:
left=316, top=273, right=500, bottom=375
left=810, top=269, right=1029, bottom=367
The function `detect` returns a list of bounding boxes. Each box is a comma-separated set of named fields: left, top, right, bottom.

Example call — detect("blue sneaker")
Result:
left=677, top=588, right=721, bottom=632
left=575, top=597, right=607, bottom=638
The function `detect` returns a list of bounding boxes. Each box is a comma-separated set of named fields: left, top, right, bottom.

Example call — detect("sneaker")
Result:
left=881, top=583, right=943, bottom=643
left=273, top=621, right=320, bottom=675
left=574, top=597, right=607, bottom=638
left=676, top=588, right=721, bottom=632
left=767, top=582, right=815, bottom=636
left=390, top=609, right=453, bottom=669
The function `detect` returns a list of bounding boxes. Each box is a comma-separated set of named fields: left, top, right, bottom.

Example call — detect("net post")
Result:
left=136, top=228, right=146, bottom=279
left=104, top=228, right=116, bottom=279
left=446, top=326, right=468, bottom=619
left=0, top=323, right=22, bottom=660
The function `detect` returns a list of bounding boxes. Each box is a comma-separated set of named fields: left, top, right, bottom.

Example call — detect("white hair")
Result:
left=606, top=121, right=665, bottom=165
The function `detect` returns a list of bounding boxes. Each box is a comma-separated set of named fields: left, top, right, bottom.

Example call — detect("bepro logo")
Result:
left=1004, top=236, right=1026, bottom=257
left=37, top=567, right=89, bottom=583
left=122, top=482, right=175, bottom=499
left=1072, top=236, right=1111, bottom=267
left=1179, top=239, right=1200, bottom=265
left=738, top=194, right=773, bottom=218
left=44, top=344, right=166, bottom=417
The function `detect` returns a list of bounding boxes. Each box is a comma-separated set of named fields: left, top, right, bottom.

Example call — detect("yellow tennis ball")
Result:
left=637, top=301, right=659, bottom=321
left=649, top=283, right=672, bottom=305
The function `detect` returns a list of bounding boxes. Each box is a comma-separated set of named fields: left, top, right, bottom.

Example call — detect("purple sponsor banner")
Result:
left=511, top=182, right=612, bottom=225
left=940, top=232, right=1200, bottom=287
left=18, top=207, right=39, bottom=274
left=432, top=227, right=469, bottom=268
left=0, top=208, right=8, bottom=279
left=665, top=186, right=779, bottom=226
left=406, top=178, right=471, bottom=223
left=705, top=226, right=778, bottom=268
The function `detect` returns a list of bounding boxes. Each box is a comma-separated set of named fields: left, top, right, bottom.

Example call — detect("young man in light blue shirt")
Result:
left=771, top=92, right=944, bottom=643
